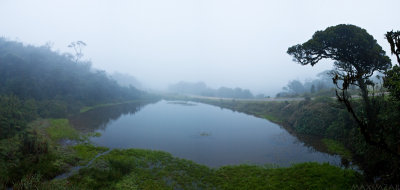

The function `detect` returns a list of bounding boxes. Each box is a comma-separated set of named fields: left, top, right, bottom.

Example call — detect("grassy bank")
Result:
left=79, top=95, right=161, bottom=113
left=80, top=99, right=152, bottom=113
left=55, top=148, right=361, bottom=190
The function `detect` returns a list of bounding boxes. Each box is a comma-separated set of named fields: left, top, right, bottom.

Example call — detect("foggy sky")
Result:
left=1, top=0, right=399, bottom=95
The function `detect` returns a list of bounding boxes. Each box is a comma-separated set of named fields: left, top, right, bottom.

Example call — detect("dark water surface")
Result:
left=71, top=100, right=340, bottom=167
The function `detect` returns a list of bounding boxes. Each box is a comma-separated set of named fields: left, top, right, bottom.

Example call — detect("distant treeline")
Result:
left=0, top=38, right=144, bottom=138
left=276, top=70, right=336, bottom=97
left=168, top=81, right=260, bottom=99
left=110, top=72, right=143, bottom=90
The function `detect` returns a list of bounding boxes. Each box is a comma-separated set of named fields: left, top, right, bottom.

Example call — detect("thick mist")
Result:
left=1, top=0, right=399, bottom=96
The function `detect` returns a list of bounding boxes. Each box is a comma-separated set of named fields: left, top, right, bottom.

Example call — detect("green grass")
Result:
left=215, top=162, right=361, bottom=190
left=322, top=138, right=352, bottom=160
left=67, top=148, right=361, bottom=190
left=46, top=119, right=80, bottom=141
left=69, top=149, right=214, bottom=189
left=80, top=100, right=142, bottom=113
left=72, top=144, right=109, bottom=165
left=262, top=114, right=282, bottom=123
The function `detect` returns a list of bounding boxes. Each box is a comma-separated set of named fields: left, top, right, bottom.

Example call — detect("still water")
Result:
left=70, top=100, right=340, bottom=167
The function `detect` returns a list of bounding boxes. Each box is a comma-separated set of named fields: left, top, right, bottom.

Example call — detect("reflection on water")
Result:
left=70, top=100, right=341, bottom=167
left=69, top=100, right=157, bottom=132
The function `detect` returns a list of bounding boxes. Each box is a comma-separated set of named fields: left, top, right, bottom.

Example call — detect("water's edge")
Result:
left=53, top=149, right=111, bottom=180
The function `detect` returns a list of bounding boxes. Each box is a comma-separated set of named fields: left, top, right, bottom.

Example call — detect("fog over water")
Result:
left=1, top=0, right=399, bottom=95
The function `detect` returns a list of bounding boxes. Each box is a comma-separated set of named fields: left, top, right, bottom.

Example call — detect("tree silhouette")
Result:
left=384, top=31, right=400, bottom=101
left=287, top=24, right=399, bottom=158
left=68, top=41, right=87, bottom=63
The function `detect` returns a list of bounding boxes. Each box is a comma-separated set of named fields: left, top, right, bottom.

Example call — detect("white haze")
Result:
left=0, top=0, right=399, bottom=96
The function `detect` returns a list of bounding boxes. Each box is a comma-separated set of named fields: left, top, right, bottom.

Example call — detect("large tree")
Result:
left=384, top=31, right=400, bottom=100
left=385, top=30, right=400, bottom=64
left=287, top=24, right=399, bottom=158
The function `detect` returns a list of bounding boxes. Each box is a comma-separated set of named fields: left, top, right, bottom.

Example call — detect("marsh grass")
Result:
left=72, top=144, right=109, bottom=165
left=46, top=119, right=80, bottom=142
left=66, top=148, right=361, bottom=190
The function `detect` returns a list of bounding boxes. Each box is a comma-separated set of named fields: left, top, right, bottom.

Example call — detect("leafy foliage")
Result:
left=385, top=30, right=400, bottom=64
left=0, top=95, right=37, bottom=139
left=322, top=139, right=352, bottom=160
left=287, top=24, right=391, bottom=74
left=384, top=65, right=400, bottom=100
left=384, top=30, right=400, bottom=101
left=0, top=120, right=81, bottom=187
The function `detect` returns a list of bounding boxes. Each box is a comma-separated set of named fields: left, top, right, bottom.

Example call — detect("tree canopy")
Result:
left=287, top=24, right=391, bottom=82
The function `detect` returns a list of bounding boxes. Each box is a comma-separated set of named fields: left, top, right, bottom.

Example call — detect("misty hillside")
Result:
left=110, top=72, right=143, bottom=90
left=0, top=38, right=143, bottom=113
left=168, top=81, right=255, bottom=99
left=276, top=70, right=336, bottom=98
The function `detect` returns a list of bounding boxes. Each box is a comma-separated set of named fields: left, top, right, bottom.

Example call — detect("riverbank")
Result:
left=52, top=149, right=361, bottom=189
